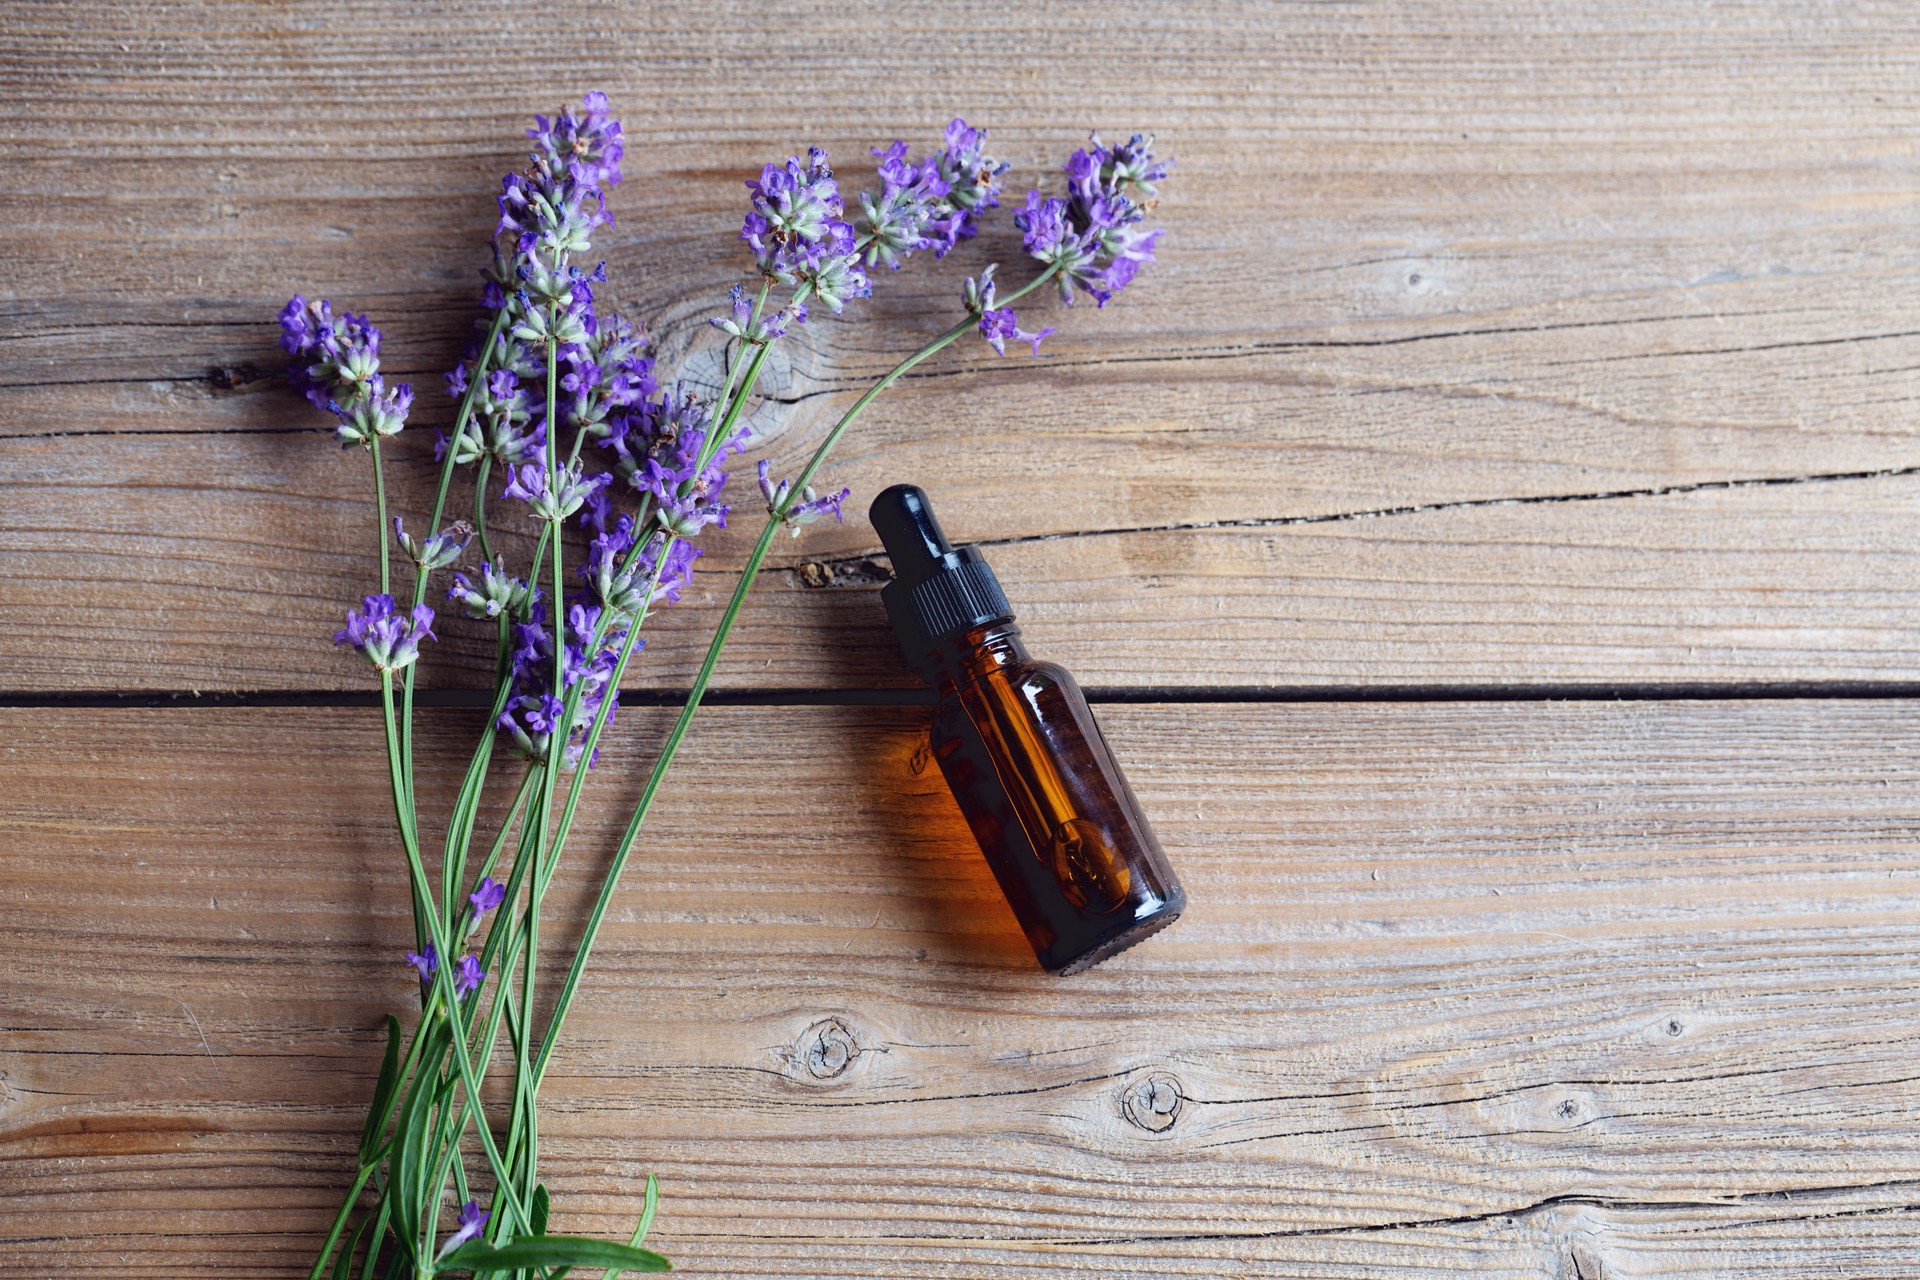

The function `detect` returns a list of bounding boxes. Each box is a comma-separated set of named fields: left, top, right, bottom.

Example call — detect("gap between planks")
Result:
left=7, top=681, right=1920, bottom=709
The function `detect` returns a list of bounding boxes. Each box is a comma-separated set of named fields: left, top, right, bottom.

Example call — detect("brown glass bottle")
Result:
left=872, top=485, right=1185, bottom=975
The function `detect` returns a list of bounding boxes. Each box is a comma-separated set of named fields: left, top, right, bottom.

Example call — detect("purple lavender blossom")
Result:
left=964, top=265, right=1054, bottom=357
left=582, top=514, right=703, bottom=615
left=979, top=307, right=1053, bottom=356
left=1016, top=131, right=1169, bottom=307
left=856, top=141, right=952, bottom=271
left=509, top=280, right=591, bottom=348
left=404, top=942, right=438, bottom=986
left=280, top=297, right=384, bottom=411
left=502, top=461, right=610, bottom=523
left=758, top=459, right=851, bottom=537
left=442, top=358, right=542, bottom=464
left=1101, top=131, right=1170, bottom=197
left=468, top=877, right=506, bottom=915
left=601, top=383, right=713, bottom=492
left=710, top=283, right=806, bottom=345
left=529, top=90, right=625, bottom=188
left=279, top=295, right=331, bottom=361
left=741, top=148, right=872, bottom=314
left=564, top=312, right=656, bottom=443
left=1014, top=191, right=1106, bottom=304
left=743, top=149, right=842, bottom=270
left=440, top=94, right=634, bottom=493
left=496, top=602, right=627, bottom=769
left=436, top=1200, right=491, bottom=1262
left=924, top=117, right=1008, bottom=256
left=447, top=562, right=535, bottom=621
left=279, top=296, right=407, bottom=444
left=330, top=376, right=413, bottom=448
left=803, top=221, right=872, bottom=315
left=641, top=427, right=742, bottom=538
left=393, top=518, right=474, bottom=571
left=452, top=952, right=486, bottom=998
left=334, top=595, right=436, bottom=672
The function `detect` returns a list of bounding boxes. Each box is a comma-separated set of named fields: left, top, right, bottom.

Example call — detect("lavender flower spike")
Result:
left=741, top=147, right=871, bottom=314
left=404, top=942, right=438, bottom=987
left=528, top=90, right=624, bottom=188
left=964, top=265, right=1054, bottom=357
left=436, top=1200, right=491, bottom=1262
left=503, top=461, right=610, bottom=523
left=447, top=561, right=535, bottom=621
left=334, top=594, right=437, bottom=672
left=856, top=140, right=951, bottom=271
left=758, top=459, right=852, bottom=537
left=393, top=518, right=474, bottom=571
left=280, top=296, right=387, bottom=412
left=583, top=516, right=701, bottom=616
left=642, top=427, right=739, bottom=538
left=1017, top=129, right=1170, bottom=307
left=925, top=117, right=1008, bottom=256
left=331, top=376, right=413, bottom=448
left=452, top=952, right=486, bottom=999
left=469, top=876, right=506, bottom=915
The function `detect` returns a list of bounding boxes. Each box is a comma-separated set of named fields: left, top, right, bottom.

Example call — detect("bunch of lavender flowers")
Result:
left=1016, top=130, right=1168, bottom=307
left=283, top=100, right=1167, bottom=1280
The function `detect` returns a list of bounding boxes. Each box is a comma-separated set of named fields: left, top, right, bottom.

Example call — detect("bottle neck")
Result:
left=922, top=621, right=1029, bottom=696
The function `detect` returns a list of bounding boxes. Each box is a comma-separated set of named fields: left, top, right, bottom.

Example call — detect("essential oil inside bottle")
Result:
left=870, top=484, right=1186, bottom=975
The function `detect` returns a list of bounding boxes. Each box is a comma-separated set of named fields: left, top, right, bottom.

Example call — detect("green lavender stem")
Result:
left=472, top=455, right=496, bottom=564
left=307, top=1144, right=382, bottom=1280
left=423, top=308, right=510, bottom=563
left=306, top=980, right=446, bottom=1279
left=398, top=307, right=509, bottom=839
left=377, top=673, right=533, bottom=1241
left=370, top=438, right=392, bottom=598
left=512, top=320, right=570, bottom=1199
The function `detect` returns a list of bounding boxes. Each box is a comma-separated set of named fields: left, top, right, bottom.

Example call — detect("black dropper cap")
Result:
left=870, top=484, right=1015, bottom=666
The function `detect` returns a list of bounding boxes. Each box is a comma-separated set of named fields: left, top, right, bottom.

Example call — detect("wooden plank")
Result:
left=3, top=2, right=1919, bottom=688
left=3, top=701, right=1918, bottom=1275
left=8, top=432, right=1920, bottom=691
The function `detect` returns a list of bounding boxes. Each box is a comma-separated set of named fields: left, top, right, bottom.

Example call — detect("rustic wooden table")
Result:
left=6, top=2, right=1920, bottom=1276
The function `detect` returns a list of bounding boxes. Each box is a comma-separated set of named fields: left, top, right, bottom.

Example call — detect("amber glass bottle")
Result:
left=871, top=484, right=1186, bottom=974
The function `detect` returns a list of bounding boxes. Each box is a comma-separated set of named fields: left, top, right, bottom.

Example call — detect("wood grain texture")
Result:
left=7, top=4, right=1920, bottom=1277
left=14, top=433, right=1920, bottom=692
left=4, top=703, right=1920, bottom=1276
left=3, top=0, right=1919, bottom=689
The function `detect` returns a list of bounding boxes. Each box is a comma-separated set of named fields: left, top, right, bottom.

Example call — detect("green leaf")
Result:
left=389, top=1063, right=438, bottom=1257
left=531, top=1182, right=551, bottom=1237
left=602, top=1175, right=660, bottom=1280
left=440, top=1235, right=671, bottom=1274
left=359, top=1193, right=392, bottom=1280
left=634, top=1174, right=659, bottom=1246
left=331, top=1214, right=370, bottom=1280
left=359, top=1015, right=405, bottom=1164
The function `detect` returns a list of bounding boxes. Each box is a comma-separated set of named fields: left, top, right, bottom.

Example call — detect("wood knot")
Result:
left=207, top=363, right=260, bottom=390
left=797, top=1017, right=861, bottom=1080
left=1121, top=1071, right=1184, bottom=1133
left=794, top=557, right=894, bottom=590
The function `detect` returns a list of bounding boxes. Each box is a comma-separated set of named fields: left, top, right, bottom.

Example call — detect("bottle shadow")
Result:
left=843, top=708, right=1036, bottom=976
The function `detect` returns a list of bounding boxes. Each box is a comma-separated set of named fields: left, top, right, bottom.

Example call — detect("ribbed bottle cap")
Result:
left=870, top=484, right=1015, bottom=664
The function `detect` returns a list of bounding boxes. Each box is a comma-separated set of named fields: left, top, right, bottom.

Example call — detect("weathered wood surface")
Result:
left=7, top=3, right=1920, bottom=1278
left=4, top=703, right=1920, bottom=1277
left=4, top=1, right=1920, bottom=689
